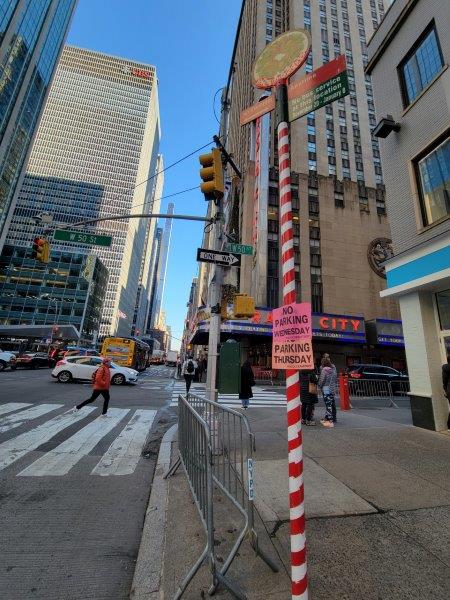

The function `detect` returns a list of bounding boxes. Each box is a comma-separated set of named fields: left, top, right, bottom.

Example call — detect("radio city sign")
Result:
left=122, top=66, right=152, bottom=79
left=312, top=313, right=366, bottom=343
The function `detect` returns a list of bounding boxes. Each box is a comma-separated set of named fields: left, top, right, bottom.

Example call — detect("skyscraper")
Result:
left=189, top=0, right=405, bottom=372
left=3, top=45, right=162, bottom=337
left=0, top=0, right=78, bottom=249
left=148, top=202, right=173, bottom=331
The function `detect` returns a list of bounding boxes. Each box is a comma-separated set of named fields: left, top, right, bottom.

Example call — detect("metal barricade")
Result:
left=166, top=393, right=278, bottom=599
left=348, top=378, right=410, bottom=408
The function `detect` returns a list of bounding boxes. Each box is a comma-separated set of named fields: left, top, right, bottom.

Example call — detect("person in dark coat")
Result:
left=442, top=355, right=450, bottom=429
left=239, top=360, right=255, bottom=409
left=300, top=369, right=319, bottom=425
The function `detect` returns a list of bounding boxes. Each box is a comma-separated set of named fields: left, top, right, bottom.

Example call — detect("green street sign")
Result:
left=288, top=71, right=349, bottom=122
left=53, top=229, right=112, bottom=247
left=225, top=243, right=254, bottom=255
left=287, top=55, right=349, bottom=123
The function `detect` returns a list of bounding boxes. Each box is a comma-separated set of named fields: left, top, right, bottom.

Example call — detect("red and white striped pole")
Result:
left=276, top=82, right=308, bottom=599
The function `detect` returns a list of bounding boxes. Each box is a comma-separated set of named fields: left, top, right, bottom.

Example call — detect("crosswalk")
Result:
left=140, top=366, right=174, bottom=378
left=0, top=403, right=156, bottom=477
left=170, top=382, right=286, bottom=408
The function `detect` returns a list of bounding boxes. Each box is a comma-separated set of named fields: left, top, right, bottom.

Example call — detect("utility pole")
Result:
left=204, top=91, right=235, bottom=404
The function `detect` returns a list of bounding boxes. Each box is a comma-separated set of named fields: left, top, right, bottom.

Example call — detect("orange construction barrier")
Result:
left=339, top=372, right=351, bottom=410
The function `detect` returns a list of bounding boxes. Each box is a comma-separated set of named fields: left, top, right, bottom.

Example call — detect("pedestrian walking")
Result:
left=75, top=357, right=111, bottom=416
left=300, top=369, right=319, bottom=425
left=182, top=355, right=197, bottom=394
left=176, top=357, right=182, bottom=379
left=318, top=357, right=338, bottom=428
left=442, top=355, right=450, bottom=429
left=239, top=360, right=255, bottom=409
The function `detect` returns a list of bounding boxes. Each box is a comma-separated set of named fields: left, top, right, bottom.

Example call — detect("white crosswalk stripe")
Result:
left=170, top=383, right=286, bottom=408
left=92, top=409, right=156, bottom=476
left=0, top=404, right=63, bottom=434
left=0, top=402, right=32, bottom=417
left=0, top=407, right=96, bottom=472
left=19, top=408, right=129, bottom=477
left=0, top=404, right=158, bottom=478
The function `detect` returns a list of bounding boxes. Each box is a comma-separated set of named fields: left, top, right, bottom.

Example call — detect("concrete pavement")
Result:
left=151, top=398, right=450, bottom=599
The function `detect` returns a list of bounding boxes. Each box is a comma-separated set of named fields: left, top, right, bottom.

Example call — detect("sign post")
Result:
left=252, top=29, right=311, bottom=600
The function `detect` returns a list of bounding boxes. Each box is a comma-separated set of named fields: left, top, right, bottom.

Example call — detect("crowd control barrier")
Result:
left=165, top=393, right=278, bottom=599
left=347, top=377, right=410, bottom=408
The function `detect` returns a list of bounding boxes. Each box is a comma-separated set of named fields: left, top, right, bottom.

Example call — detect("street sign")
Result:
left=288, top=55, right=349, bottom=123
left=252, top=29, right=311, bottom=89
left=196, top=248, right=241, bottom=267
left=53, top=229, right=112, bottom=247
left=225, top=243, right=253, bottom=255
left=240, top=95, right=275, bottom=126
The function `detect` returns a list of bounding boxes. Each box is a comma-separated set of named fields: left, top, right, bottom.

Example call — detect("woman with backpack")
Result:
left=75, top=357, right=111, bottom=416
left=318, top=357, right=338, bottom=428
left=182, top=355, right=197, bottom=394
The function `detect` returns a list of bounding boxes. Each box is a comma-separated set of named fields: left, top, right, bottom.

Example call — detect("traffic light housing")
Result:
left=233, top=294, right=256, bottom=318
left=32, top=238, right=50, bottom=263
left=199, top=147, right=224, bottom=201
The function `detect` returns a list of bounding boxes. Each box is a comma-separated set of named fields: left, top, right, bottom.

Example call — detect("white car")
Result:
left=51, top=355, right=138, bottom=385
left=0, top=350, right=17, bottom=372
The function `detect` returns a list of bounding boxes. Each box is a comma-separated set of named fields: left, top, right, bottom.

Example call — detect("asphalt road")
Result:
left=0, top=365, right=177, bottom=600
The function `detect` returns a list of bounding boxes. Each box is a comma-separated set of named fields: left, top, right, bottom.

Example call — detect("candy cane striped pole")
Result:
left=276, top=83, right=308, bottom=600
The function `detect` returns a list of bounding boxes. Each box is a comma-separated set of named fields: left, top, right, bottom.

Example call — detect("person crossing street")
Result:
left=75, top=357, right=112, bottom=416
left=182, top=355, right=197, bottom=394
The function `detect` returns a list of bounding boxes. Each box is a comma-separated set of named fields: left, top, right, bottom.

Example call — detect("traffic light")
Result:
left=233, top=294, right=256, bottom=318
left=32, top=237, right=50, bottom=263
left=199, top=147, right=224, bottom=201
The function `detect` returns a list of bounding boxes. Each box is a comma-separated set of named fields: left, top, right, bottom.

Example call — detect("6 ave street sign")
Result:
left=53, top=229, right=112, bottom=247
left=225, top=243, right=253, bottom=255
left=196, top=248, right=241, bottom=267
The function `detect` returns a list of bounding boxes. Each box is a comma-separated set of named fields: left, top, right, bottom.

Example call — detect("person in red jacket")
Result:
left=75, top=357, right=111, bottom=415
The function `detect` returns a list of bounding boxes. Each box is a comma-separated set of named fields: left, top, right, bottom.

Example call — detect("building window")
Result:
left=414, top=135, right=450, bottom=226
left=335, top=192, right=344, bottom=208
left=399, top=23, right=444, bottom=106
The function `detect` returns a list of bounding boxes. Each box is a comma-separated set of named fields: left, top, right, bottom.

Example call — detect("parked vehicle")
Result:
left=150, top=349, right=165, bottom=364
left=64, top=347, right=99, bottom=357
left=15, top=352, right=50, bottom=369
left=347, top=364, right=409, bottom=393
left=0, top=350, right=17, bottom=371
left=166, top=350, right=178, bottom=366
left=52, top=355, right=138, bottom=385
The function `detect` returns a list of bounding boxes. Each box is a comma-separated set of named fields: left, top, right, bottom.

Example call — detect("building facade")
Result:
left=0, top=0, right=78, bottom=249
left=367, top=0, right=450, bottom=430
left=0, top=243, right=107, bottom=341
left=3, top=45, right=162, bottom=337
left=149, top=202, right=173, bottom=330
left=190, top=0, right=403, bottom=372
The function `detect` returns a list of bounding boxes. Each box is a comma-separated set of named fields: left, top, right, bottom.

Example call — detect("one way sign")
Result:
left=196, top=248, right=241, bottom=267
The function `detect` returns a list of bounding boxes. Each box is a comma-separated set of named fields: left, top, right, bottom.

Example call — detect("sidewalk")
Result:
left=138, top=401, right=450, bottom=599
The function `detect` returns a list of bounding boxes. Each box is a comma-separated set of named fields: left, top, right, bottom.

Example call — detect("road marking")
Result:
left=0, top=403, right=32, bottom=417
left=0, top=408, right=96, bottom=471
left=0, top=404, right=62, bottom=434
left=91, top=409, right=156, bottom=476
left=18, top=408, right=129, bottom=477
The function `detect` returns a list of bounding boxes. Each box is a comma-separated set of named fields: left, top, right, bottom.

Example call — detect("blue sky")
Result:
left=67, top=0, right=242, bottom=349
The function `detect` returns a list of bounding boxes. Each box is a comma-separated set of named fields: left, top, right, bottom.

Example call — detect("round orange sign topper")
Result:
left=252, top=29, right=311, bottom=89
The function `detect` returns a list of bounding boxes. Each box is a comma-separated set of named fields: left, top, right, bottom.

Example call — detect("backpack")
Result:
left=186, top=360, right=195, bottom=374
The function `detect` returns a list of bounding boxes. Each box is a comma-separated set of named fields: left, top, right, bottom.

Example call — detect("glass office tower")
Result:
left=4, top=46, right=162, bottom=337
left=0, top=0, right=78, bottom=249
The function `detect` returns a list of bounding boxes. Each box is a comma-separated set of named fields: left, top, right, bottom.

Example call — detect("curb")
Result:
left=130, top=423, right=178, bottom=600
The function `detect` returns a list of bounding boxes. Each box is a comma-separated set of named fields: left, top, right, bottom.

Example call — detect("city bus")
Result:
left=101, top=337, right=150, bottom=372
